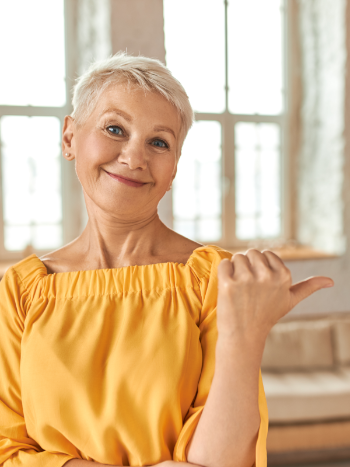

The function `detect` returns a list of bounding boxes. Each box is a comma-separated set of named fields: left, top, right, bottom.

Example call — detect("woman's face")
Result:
left=63, top=83, right=182, bottom=219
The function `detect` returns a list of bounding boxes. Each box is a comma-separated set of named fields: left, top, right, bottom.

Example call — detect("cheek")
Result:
left=151, top=155, right=177, bottom=188
left=75, top=134, right=116, bottom=179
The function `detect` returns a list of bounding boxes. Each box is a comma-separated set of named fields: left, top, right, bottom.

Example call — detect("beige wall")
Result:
left=110, top=0, right=165, bottom=61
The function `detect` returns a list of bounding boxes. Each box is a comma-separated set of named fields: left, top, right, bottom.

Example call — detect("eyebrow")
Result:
left=153, top=126, right=176, bottom=139
left=99, top=108, right=176, bottom=139
left=99, top=108, right=133, bottom=122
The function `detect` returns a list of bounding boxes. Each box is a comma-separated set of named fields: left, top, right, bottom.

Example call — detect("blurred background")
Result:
left=0, top=0, right=349, bottom=465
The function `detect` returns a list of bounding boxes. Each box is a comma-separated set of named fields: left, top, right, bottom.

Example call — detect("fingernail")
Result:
left=325, top=283, right=334, bottom=288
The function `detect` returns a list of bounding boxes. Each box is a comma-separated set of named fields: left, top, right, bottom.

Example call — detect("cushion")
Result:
left=261, top=320, right=333, bottom=371
left=267, top=420, right=350, bottom=452
left=263, top=368, right=350, bottom=423
left=333, top=320, right=350, bottom=365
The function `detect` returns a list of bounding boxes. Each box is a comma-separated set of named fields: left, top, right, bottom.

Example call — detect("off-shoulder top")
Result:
left=0, top=245, right=268, bottom=467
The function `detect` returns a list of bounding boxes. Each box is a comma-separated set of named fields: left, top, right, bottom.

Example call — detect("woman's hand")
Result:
left=186, top=249, right=332, bottom=467
left=217, top=249, right=334, bottom=345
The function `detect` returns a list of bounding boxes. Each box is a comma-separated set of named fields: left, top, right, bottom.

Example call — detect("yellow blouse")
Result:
left=0, top=245, right=268, bottom=467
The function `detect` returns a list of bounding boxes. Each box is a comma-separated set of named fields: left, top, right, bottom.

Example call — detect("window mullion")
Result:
left=61, top=0, right=84, bottom=245
left=224, top=0, right=229, bottom=112
left=222, top=112, right=235, bottom=248
left=0, top=106, right=67, bottom=119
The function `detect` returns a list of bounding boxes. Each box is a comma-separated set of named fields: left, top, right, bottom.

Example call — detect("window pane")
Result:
left=163, top=0, right=225, bottom=113
left=1, top=116, right=62, bottom=251
left=0, top=0, right=66, bottom=106
left=228, top=0, right=284, bottom=115
left=235, top=122, right=281, bottom=239
left=173, top=121, right=222, bottom=242
left=4, top=226, right=31, bottom=251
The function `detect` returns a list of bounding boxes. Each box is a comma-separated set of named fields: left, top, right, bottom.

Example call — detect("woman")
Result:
left=0, top=53, right=333, bottom=467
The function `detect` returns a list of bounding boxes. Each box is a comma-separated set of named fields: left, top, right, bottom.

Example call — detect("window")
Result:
left=0, top=0, right=77, bottom=260
left=1, top=116, right=62, bottom=252
left=164, top=0, right=286, bottom=247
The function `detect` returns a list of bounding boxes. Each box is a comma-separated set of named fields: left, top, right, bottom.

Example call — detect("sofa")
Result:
left=262, top=313, right=350, bottom=465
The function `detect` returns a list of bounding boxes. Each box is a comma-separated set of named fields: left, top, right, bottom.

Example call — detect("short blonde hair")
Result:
left=71, top=52, right=194, bottom=138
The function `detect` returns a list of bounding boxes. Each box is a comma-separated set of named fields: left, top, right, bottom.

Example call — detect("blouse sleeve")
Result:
left=173, top=247, right=269, bottom=467
left=0, top=267, right=75, bottom=467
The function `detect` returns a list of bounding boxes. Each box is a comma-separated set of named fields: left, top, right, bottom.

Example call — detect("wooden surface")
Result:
left=225, top=245, right=336, bottom=261
left=267, top=420, right=350, bottom=452
left=267, top=420, right=350, bottom=465
left=268, top=447, right=350, bottom=466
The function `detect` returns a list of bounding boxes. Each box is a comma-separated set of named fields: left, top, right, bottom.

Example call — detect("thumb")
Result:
left=290, top=276, right=334, bottom=308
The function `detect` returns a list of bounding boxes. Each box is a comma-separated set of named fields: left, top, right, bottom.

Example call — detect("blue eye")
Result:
left=107, top=126, right=123, bottom=135
left=152, top=139, right=168, bottom=148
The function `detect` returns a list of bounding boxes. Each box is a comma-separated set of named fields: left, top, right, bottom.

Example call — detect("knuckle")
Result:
left=282, top=266, right=292, bottom=280
left=277, top=267, right=292, bottom=285
left=233, top=252, right=245, bottom=260
left=257, top=269, right=273, bottom=282
left=237, top=271, right=254, bottom=284
left=246, top=248, right=260, bottom=256
left=217, top=261, right=227, bottom=272
left=222, top=277, right=231, bottom=287
left=220, top=279, right=233, bottom=293
left=262, top=249, right=273, bottom=255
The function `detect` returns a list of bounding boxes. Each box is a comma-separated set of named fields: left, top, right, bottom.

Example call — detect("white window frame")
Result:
left=0, top=0, right=82, bottom=261
left=174, top=0, right=290, bottom=249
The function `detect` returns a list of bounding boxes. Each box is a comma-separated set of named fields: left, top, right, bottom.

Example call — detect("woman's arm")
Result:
left=187, top=249, right=333, bottom=467
left=187, top=331, right=263, bottom=467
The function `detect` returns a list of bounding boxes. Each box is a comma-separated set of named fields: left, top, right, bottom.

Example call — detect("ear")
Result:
left=62, top=116, right=76, bottom=161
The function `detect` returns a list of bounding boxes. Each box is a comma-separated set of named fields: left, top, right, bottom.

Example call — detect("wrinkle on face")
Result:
left=67, top=84, right=182, bottom=221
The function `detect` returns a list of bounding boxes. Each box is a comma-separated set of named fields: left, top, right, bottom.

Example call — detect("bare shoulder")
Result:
left=39, top=241, right=82, bottom=274
left=159, top=229, right=203, bottom=264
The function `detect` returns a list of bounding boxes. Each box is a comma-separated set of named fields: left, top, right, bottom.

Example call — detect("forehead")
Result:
left=94, top=83, right=182, bottom=131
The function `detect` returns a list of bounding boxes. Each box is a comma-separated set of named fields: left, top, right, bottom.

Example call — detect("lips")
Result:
left=105, top=171, right=146, bottom=188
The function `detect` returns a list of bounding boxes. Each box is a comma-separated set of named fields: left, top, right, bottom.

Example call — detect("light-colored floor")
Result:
left=277, top=463, right=350, bottom=467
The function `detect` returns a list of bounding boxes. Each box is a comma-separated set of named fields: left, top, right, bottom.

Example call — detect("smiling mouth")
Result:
left=104, top=171, right=146, bottom=188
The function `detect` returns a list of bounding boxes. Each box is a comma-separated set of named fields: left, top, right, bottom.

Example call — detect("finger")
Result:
left=262, top=250, right=286, bottom=271
left=231, top=253, right=254, bottom=281
left=218, top=258, right=234, bottom=282
left=246, top=248, right=271, bottom=270
left=232, top=252, right=252, bottom=271
left=290, top=276, right=334, bottom=308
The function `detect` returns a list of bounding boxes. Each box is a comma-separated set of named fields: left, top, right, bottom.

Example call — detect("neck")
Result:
left=77, top=202, right=169, bottom=269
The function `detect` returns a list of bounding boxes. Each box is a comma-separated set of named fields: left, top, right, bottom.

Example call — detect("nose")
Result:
left=118, top=137, right=148, bottom=171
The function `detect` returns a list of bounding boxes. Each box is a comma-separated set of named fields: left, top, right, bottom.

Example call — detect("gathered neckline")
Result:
left=34, top=244, right=218, bottom=276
